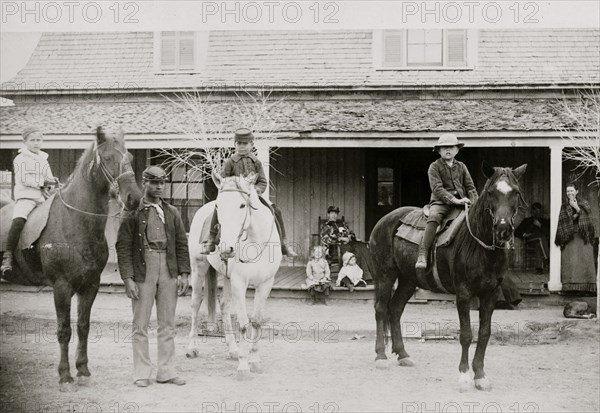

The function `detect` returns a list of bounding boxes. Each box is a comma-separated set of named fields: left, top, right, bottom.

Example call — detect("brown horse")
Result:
left=369, top=162, right=527, bottom=392
left=0, top=127, right=141, bottom=391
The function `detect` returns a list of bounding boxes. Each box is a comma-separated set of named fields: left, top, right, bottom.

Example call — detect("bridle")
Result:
left=217, top=186, right=277, bottom=276
left=58, top=141, right=135, bottom=218
left=465, top=172, right=526, bottom=251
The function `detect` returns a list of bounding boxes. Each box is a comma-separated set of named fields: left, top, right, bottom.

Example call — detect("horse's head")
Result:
left=213, top=172, right=260, bottom=260
left=94, top=126, right=142, bottom=211
left=481, top=161, right=527, bottom=245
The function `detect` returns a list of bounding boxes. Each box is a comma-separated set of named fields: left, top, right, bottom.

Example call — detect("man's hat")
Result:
left=433, top=133, right=464, bottom=151
left=142, top=165, right=167, bottom=181
left=234, top=128, right=255, bottom=143
left=22, top=126, right=42, bottom=140
left=327, top=206, right=340, bottom=213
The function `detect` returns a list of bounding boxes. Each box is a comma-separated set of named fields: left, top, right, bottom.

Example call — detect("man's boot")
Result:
left=199, top=211, right=219, bottom=255
left=0, top=251, right=13, bottom=275
left=272, top=205, right=297, bottom=257
left=415, top=221, right=438, bottom=270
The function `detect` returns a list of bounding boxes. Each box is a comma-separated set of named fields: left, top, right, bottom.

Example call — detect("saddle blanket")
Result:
left=395, top=207, right=465, bottom=248
left=0, top=194, right=56, bottom=252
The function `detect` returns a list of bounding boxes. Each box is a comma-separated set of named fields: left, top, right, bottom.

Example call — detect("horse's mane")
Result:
left=60, top=142, right=97, bottom=191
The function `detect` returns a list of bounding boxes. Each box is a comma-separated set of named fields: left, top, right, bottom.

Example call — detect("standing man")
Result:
left=116, top=166, right=190, bottom=388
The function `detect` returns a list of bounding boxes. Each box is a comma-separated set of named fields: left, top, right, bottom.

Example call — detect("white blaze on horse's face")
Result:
left=496, top=180, right=513, bottom=195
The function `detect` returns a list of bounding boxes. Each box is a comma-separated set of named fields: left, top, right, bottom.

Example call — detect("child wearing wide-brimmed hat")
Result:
left=200, top=128, right=297, bottom=257
left=415, top=133, right=478, bottom=270
left=1, top=127, right=58, bottom=274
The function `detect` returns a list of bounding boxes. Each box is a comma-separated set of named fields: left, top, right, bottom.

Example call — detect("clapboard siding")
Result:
left=271, top=148, right=366, bottom=264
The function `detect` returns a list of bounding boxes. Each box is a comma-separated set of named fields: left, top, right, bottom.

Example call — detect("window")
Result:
left=159, top=31, right=196, bottom=72
left=151, top=150, right=208, bottom=230
left=379, top=29, right=472, bottom=69
left=377, top=167, right=394, bottom=206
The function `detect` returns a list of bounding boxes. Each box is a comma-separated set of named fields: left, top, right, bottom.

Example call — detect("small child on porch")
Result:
left=336, top=251, right=367, bottom=292
left=303, top=246, right=332, bottom=304
left=200, top=128, right=297, bottom=257
left=1, top=126, right=58, bottom=274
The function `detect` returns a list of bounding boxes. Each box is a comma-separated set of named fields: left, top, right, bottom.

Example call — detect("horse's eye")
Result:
left=240, top=203, right=246, bottom=209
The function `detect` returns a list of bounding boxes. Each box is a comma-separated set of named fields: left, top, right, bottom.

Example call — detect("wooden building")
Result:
left=1, top=29, right=598, bottom=292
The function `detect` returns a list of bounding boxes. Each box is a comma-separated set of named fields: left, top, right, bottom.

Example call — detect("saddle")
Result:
left=395, top=206, right=465, bottom=248
left=0, top=194, right=56, bottom=252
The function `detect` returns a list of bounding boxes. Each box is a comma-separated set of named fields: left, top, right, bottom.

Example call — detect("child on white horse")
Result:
left=1, top=126, right=58, bottom=274
left=200, top=128, right=297, bottom=257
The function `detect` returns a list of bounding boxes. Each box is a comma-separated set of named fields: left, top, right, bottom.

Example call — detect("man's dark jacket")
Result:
left=116, top=200, right=191, bottom=282
left=428, top=158, right=478, bottom=205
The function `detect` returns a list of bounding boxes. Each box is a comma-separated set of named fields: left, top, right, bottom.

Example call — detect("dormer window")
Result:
left=158, top=31, right=196, bottom=72
left=377, top=29, right=475, bottom=70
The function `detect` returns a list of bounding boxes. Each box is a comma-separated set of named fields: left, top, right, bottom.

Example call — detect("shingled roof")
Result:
left=0, top=99, right=573, bottom=135
left=2, top=29, right=599, bottom=94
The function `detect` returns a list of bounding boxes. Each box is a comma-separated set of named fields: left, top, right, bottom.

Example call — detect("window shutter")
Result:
left=161, top=32, right=176, bottom=70
left=179, top=37, right=195, bottom=69
left=445, top=30, right=467, bottom=66
left=383, top=31, right=404, bottom=67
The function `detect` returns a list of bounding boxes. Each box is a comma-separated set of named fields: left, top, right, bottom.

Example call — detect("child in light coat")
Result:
left=304, top=246, right=332, bottom=304
left=1, top=127, right=58, bottom=274
left=336, top=251, right=367, bottom=292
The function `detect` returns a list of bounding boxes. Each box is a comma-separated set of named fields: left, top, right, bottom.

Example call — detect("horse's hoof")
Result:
left=475, top=377, right=492, bottom=391
left=249, top=362, right=263, bottom=374
left=76, top=376, right=93, bottom=387
left=375, top=359, right=389, bottom=370
left=236, top=370, right=252, bottom=381
left=228, top=351, right=239, bottom=361
left=398, top=357, right=414, bottom=367
left=458, top=372, right=474, bottom=393
left=186, top=349, right=199, bottom=359
left=59, top=382, right=78, bottom=393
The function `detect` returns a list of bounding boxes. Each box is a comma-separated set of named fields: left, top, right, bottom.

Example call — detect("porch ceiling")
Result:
left=0, top=99, right=576, bottom=137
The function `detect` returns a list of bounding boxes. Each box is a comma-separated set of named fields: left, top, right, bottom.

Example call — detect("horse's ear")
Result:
left=512, top=164, right=527, bottom=180
left=96, top=126, right=107, bottom=145
left=212, top=170, right=222, bottom=188
left=482, top=161, right=495, bottom=179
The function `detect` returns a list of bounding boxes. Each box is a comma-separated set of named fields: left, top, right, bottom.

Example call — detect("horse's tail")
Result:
left=206, top=265, right=218, bottom=322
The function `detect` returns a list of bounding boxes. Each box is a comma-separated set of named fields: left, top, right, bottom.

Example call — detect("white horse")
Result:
left=186, top=173, right=282, bottom=379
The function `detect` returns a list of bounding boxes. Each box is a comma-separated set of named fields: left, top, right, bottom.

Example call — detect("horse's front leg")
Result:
left=221, top=276, right=239, bottom=360
left=456, top=287, right=474, bottom=392
left=75, top=281, right=99, bottom=386
left=248, top=276, right=275, bottom=374
left=53, top=278, right=76, bottom=392
left=186, top=266, right=204, bottom=358
left=231, top=277, right=251, bottom=380
left=472, top=288, right=499, bottom=391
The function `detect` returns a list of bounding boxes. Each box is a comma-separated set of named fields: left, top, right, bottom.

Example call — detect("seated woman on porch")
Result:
left=303, top=246, right=332, bottom=304
left=320, top=206, right=355, bottom=264
left=515, top=202, right=550, bottom=273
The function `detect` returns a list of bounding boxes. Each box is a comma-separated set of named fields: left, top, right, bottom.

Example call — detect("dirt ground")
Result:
left=0, top=289, right=598, bottom=413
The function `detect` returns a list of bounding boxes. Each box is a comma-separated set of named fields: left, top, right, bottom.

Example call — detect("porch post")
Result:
left=548, top=145, right=563, bottom=292
left=255, top=144, right=270, bottom=199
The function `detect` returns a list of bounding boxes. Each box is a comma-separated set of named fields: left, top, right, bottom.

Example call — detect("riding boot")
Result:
left=1, top=218, right=26, bottom=274
left=199, top=210, right=219, bottom=255
left=272, top=204, right=297, bottom=257
left=415, top=221, right=438, bottom=270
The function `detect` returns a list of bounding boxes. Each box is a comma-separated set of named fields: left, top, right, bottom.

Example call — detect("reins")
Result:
left=217, top=186, right=277, bottom=277
left=58, top=142, right=135, bottom=218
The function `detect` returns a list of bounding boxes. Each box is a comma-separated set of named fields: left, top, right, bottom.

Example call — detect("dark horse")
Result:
left=0, top=127, right=141, bottom=391
left=369, top=162, right=527, bottom=391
